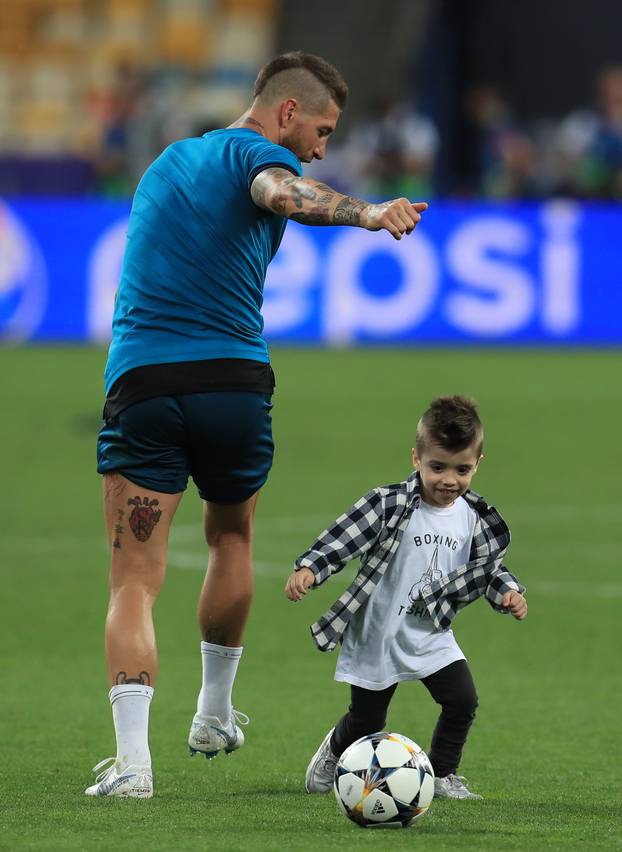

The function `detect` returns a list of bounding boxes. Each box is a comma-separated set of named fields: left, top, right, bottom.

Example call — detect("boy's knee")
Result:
left=445, top=689, right=478, bottom=720
left=463, top=693, right=478, bottom=720
left=350, top=706, right=388, bottom=732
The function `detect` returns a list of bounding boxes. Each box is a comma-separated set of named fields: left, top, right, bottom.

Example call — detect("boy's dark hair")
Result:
left=416, top=395, right=484, bottom=456
left=253, top=51, right=348, bottom=112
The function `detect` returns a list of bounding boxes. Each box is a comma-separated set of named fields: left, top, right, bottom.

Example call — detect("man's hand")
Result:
left=361, top=199, right=429, bottom=240
left=285, top=567, right=315, bottom=601
left=502, top=590, right=528, bottom=620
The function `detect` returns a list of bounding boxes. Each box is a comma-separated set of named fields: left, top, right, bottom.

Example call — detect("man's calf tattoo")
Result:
left=116, top=671, right=151, bottom=686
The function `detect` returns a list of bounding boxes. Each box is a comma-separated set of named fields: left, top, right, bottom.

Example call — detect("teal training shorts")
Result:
left=97, top=391, right=274, bottom=504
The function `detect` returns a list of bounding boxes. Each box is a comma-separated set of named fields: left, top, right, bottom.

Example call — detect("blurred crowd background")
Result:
left=0, top=0, right=621, bottom=201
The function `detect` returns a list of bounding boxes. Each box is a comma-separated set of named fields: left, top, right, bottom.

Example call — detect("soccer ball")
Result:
left=334, top=732, right=434, bottom=828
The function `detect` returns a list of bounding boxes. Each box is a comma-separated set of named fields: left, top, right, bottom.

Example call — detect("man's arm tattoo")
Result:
left=290, top=206, right=332, bottom=225
left=250, top=168, right=295, bottom=209
left=289, top=182, right=318, bottom=209
left=271, top=191, right=289, bottom=217
left=333, top=196, right=368, bottom=226
left=251, top=178, right=268, bottom=208
left=251, top=169, right=369, bottom=227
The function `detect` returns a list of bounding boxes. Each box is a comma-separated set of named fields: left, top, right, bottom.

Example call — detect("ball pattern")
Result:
left=333, top=732, right=435, bottom=829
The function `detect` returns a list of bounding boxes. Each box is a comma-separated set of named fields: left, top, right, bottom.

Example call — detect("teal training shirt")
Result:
left=105, top=129, right=302, bottom=394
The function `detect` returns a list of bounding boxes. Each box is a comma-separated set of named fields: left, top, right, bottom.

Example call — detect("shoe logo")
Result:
left=209, top=724, right=237, bottom=747
left=371, top=799, right=385, bottom=815
left=99, top=772, right=137, bottom=796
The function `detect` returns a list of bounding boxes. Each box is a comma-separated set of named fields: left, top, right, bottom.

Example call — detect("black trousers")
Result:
left=330, top=659, right=478, bottom=778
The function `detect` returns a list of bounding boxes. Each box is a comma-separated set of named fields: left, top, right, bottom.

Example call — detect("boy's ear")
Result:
left=474, top=453, right=484, bottom=472
left=412, top=448, right=420, bottom=469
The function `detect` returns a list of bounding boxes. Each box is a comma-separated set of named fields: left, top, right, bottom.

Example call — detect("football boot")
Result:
left=85, top=757, right=153, bottom=798
left=188, top=708, right=249, bottom=758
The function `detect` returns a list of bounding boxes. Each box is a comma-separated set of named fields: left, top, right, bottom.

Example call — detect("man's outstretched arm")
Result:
left=250, top=167, right=428, bottom=240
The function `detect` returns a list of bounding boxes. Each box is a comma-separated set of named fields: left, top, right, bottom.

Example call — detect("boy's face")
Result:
left=412, top=442, right=482, bottom=508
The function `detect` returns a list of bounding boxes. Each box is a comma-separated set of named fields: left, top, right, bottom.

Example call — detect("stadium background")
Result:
left=1, top=1, right=620, bottom=850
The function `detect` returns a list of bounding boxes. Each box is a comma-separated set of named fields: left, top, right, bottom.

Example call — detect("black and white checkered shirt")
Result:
left=295, top=471, right=525, bottom=652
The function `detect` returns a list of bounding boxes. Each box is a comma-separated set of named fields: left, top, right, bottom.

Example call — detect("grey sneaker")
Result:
left=188, top=708, right=249, bottom=759
left=434, top=774, right=483, bottom=800
left=305, top=728, right=338, bottom=793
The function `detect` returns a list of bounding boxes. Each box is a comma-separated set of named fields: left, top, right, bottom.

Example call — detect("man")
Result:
left=87, top=51, right=428, bottom=798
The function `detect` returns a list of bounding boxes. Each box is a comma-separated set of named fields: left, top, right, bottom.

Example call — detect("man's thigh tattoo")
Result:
left=104, top=472, right=127, bottom=501
left=127, top=496, right=162, bottom=542
left=112, top=508, right=125, bottom=549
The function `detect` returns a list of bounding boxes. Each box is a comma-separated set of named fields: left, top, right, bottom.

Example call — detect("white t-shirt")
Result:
left=335, top=498, right=477, bottom=690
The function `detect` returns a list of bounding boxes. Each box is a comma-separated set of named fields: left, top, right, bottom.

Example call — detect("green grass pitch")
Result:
left=1, top=346, right=620, bottom=851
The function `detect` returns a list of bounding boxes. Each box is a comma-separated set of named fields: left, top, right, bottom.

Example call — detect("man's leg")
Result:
left=197, top=492, right=258, bottom=647
left=86, top=472, right=182, bottom=796
left=104, top=472, right=182, bottom=686
left=188, top=493, right=258, bottom=756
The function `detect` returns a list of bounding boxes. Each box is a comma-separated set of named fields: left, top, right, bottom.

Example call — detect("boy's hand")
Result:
left=285, top=568, right=316, bottom=601
left=503, top=590, right=528, bottom=620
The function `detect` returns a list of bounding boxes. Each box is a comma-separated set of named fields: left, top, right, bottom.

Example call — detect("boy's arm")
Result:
left=284, top=487, right=385, bottom=598
left=468, top=507, right=527, bottom=618
left=502, top=589, right=528, bottom=620
left=485, top=559, right=527, bottom=619
left=285, top=567, right=315, bottom=601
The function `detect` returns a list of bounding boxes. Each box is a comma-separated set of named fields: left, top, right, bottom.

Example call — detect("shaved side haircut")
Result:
left=416, top=395, right=484, bottom=456
left=253, top=51, right=348, bottom=114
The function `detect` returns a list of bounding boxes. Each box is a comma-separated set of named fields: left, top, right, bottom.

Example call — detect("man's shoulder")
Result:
left=204, top=129, right=300, bottom=162
left=159, top=130, right=292, bottom=162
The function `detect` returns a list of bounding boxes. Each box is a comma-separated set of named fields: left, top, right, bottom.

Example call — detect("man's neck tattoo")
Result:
left=242, top=116, right=266, bottom=135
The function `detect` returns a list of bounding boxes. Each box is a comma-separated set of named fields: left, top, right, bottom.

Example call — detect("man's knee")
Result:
left=109, top=554, right=167, bottom=597
left=205, top=525, right=253, bottom=549
left=204, top=509, right=255, bottom=548
left=204, top=494, right=258, bottom=547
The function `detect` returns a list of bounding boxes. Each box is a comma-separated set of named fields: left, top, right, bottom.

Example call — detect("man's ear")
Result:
left=279, top=98, right=297, bottom=126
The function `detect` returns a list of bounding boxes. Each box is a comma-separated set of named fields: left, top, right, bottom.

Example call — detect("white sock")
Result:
left=109, top=684, right=153, bottom=769
left=196, top=641, right=243, bottom=723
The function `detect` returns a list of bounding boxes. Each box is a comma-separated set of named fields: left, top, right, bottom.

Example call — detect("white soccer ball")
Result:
left=334, top=732, right=435, bottom=828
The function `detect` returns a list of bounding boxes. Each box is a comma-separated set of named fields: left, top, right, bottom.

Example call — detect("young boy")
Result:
left=285, top=395, right=527, bottom=800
